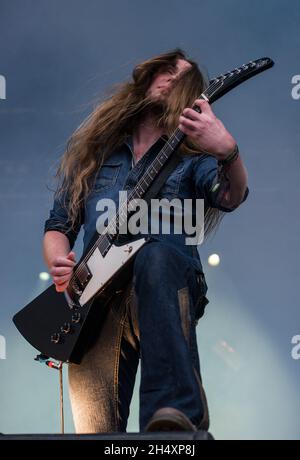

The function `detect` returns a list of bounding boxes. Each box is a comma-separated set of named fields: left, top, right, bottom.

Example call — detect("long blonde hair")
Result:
left=54, top=48, right=224, bottom=239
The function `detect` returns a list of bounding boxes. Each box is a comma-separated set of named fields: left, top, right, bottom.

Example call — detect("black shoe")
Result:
left=145, top=407, right=197, bottom=432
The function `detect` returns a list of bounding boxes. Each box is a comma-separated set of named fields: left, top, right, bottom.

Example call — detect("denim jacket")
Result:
left=44, top=135, right=249, bottom=274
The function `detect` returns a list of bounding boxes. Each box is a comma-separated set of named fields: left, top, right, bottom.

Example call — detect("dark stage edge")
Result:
left=0, top=431, right=213, bottom=440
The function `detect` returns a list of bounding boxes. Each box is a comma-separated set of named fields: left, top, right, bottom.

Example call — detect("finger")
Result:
left=50, top=266, right=73, bottom=276
left=179, top=124, right=196, bottom=136
left=53, top=274, right=71, bottom=285
left=179, top=115, right=197, bottom=131
left=55, top=281, right=69, bottom=292
left=182, top=108, right=201, bottom=121
left=67, top=251, right=76, bottom=261
left=54, top=257, right=76, bottom=267
left=194, top=99, right=212, bottom=115
left=178, top=123, right=198, bottom=137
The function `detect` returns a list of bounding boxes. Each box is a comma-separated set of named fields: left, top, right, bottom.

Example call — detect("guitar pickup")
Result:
left=75, top=264, right=92, bottom=290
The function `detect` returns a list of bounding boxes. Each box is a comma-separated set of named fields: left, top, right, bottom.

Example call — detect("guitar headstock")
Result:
left=204, top=57, right=274, bottom=103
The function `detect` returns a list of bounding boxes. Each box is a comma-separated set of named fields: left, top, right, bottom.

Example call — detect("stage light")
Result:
left=208, top=253, right=220, bottom=266
left=39, top=272, right=50, bottom=281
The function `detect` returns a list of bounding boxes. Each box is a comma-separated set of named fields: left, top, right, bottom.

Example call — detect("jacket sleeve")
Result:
left=44, top=190, right=84, bottom=249
left=192, top=154, right=249, bottom=212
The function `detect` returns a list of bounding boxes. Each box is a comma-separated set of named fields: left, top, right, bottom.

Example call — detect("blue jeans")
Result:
left=68, top=241, right=210, bottom=433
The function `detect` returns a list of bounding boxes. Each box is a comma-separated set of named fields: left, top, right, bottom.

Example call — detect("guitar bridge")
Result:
left=75, top=263, right=92, bottom=291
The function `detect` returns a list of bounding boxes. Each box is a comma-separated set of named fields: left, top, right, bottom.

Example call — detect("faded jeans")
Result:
left=68, top=241, right=210, bottom=433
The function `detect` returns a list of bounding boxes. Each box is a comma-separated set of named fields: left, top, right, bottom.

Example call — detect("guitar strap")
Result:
left=142, top=150, right=182, bottom=203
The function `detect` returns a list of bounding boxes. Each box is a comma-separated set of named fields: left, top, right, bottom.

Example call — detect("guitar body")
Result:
left=13, top=238, right=147, bottom=363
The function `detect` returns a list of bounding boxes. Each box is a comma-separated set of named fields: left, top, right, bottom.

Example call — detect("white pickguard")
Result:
left=78, top=238, right=147, bottom=306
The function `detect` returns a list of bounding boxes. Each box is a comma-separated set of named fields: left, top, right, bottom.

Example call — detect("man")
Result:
left=43, top=49, right=249, bottom=433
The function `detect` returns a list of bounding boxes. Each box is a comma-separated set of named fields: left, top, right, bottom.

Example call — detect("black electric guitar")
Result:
left=13, top=57, right=274, bottom=364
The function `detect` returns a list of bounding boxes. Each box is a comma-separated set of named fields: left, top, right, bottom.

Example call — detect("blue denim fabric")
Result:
left=133, top=242, right=209, bottom=431
left=44, top=136, right=249, bottom=274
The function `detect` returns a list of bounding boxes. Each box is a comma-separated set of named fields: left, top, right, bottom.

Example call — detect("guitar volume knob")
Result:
left=72, top=312, right=81, bottom=324
left=60, top=322, right=71, bottom=334
left=51, top=333, right=61, bottom=344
